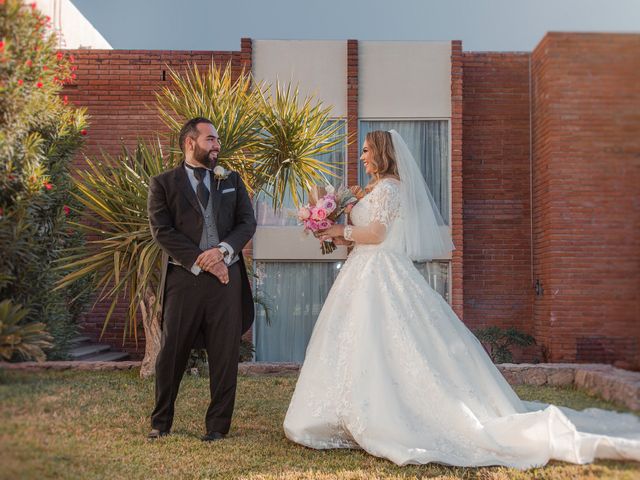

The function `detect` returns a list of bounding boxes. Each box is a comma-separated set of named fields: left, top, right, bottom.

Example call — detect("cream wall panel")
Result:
left=253, top=40, right=347, bottom=117
left=253, top=227, right=348, bottom=261
left=359, top=42, right=451, bottom=118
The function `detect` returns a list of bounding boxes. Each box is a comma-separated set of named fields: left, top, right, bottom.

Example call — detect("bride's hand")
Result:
left=349, top=185, right=364, bottom=200
left=331, top=236, right=352, bottom=246
left=319, top=224, right=345, bottom=239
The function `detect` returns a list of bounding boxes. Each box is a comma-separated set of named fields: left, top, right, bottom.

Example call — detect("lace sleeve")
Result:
left=343, top=180, right=400, bottom=245
left=368, top=180, right=401, bottom=227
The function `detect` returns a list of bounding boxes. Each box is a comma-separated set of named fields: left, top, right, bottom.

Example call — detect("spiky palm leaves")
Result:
left=57, top=141, right=169, bottom=341
left=58, top=62, right=346, bottom=364
left=156, top=62, right=344, bottom=208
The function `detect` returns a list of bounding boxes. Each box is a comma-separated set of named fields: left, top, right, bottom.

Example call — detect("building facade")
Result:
left=64, top=33, right=640, bottom=369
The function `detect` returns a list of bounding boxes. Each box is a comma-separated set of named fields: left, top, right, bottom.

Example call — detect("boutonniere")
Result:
left=213, top=166, right=230, bottom=190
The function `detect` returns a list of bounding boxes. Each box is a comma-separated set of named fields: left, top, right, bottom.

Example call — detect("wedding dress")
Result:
left=283, top=176, right=640, bottom=469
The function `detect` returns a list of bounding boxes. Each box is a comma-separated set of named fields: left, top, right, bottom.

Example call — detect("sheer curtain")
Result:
left=359, top=120, right=449, bottom=223
left=254, top=262, right=342, bottom=362
left=253, top=121, right=346, bottom=362
left=359, top=120, right=451, bottom=297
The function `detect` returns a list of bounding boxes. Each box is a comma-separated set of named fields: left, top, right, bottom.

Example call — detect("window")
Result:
left=252, top=121, right=346, bottom=362
left=358, top=120, right=449, bottom=223
left=254, top=261, right=342, bottom=362
left=359, top=120, right=451, bottom=296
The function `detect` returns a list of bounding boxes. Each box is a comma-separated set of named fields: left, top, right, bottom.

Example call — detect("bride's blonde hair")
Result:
left=364, top=130, right=400, bottom=192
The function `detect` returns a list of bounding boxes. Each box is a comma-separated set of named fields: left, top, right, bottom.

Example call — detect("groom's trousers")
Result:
left=151, top=262, right=242, bottom=434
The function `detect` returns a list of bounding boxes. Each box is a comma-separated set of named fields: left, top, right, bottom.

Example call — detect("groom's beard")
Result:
left=193, top=144, right=217, bottom=169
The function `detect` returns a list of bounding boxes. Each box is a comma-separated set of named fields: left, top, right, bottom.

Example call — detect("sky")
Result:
left=72, top=0, right=640, bottom=52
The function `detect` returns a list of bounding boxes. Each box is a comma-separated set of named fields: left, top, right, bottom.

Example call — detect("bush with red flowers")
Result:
left=0, top=0, right=89, bottom=360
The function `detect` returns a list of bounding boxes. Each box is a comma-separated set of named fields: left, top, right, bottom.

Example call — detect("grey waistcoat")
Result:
left=199, top=190, right=220, bottom=250
left=198, top=189, right=238, bottom=267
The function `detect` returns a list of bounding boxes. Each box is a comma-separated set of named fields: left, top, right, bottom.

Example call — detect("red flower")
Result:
left=53, top=76, right=59, bottom=84
left=80, top=129, right=87, bottom=136
left=30, top=2, right=36, bottom=10
left=0, top=41, right=4, bottom=51
left=25, top=59, right=32, bottom=68
left=63, top=95, right=68, bottom=104
left=63, top=205, right=71, bottom=216
left=45, top=15, right=51, bottom=23
left=69, top=54, right=75, bottom=63
left=17, top=79, right=23, bottom=86
left=71, top=73, right=76, bottom=80
left=42, top=65, right=48, bottom=71
left=44, top=182, right=53, bottom=190
left=36, top=81, right=43, bottom=88
left=71, top=65, right=78, bottom=71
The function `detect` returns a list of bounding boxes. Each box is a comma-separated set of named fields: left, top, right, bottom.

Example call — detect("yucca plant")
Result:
left=0, top=299, right=53, bottom=362
left=57, top=140, right=171, bottom=377
left=254, top=82, right=344, bottom=209
left=157, top=62, right=344, bottom=205
left=156, top=62, right=265, bottom=191
left=58, top=62, right=346, bottom=377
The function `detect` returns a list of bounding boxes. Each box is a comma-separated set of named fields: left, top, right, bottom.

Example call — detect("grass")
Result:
left=0, top=369, right=638, bottom=480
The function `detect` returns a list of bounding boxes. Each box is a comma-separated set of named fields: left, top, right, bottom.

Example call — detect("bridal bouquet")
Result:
left=297, top=184, right=358, bottom=254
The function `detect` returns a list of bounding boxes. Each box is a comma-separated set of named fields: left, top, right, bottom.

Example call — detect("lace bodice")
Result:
left=351, top=178, right=401, bottom=227
left=348, top=178, right=402, bottom=250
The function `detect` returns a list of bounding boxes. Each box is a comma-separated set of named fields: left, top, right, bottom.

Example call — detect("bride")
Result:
left=283, top=130, right=640, bottom=469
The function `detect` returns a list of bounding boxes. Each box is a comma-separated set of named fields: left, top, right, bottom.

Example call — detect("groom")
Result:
left=147, top=117, right=256, bottom=441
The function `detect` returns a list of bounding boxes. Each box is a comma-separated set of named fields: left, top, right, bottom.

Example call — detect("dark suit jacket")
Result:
left=147, top=162, right=257, bottom=334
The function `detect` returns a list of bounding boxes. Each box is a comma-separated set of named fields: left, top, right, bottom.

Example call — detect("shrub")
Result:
left=0, top=0, right=89, bottom=359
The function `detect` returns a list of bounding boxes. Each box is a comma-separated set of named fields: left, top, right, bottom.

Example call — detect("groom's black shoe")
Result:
left=201, top=431, right=226, bottom=442
left=147, top=429, right=170, bottom=440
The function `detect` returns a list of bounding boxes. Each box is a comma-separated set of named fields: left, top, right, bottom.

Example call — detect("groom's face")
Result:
left=189, top=123, right=221, bottom=168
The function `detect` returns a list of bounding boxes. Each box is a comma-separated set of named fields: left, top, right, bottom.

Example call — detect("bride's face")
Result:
left=360, top=140, right=376, bottom=176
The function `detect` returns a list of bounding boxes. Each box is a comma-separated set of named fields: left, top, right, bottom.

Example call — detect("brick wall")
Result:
left=62, top=34, right=640, bottom=368
left=450, top=41, right=464, bottom=319
left=63, top=45, right=248, bottom=357
left=531, top=33, right=640, bottom=369
left=461, top=52, right=535, bottom=356
left=346, top=39, right=359, bottom=185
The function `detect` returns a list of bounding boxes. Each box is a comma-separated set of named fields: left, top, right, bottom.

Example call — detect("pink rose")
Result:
left=313, top=208, right=327, bottom=221
left=306, top=219, right=319, bottom=231
left=318, top=220, right=331, bottom=230
left=298, top=206, right=311, bottom=220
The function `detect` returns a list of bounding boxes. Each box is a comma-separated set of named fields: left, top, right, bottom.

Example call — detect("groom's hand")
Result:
left=206, top=261, right=229, bottom=285
left=196, top=248, right=224, bottom=272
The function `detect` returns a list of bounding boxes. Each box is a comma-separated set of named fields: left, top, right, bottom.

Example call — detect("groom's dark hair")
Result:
left=178, top=117, right=215, bottom=153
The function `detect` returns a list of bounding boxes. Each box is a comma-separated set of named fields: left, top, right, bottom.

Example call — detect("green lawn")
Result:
left=0, top=369, right=638, bottom=480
